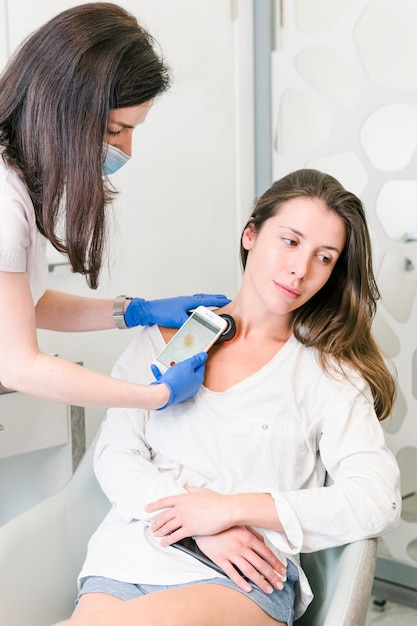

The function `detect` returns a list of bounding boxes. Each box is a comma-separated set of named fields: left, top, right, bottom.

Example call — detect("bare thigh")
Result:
left=72, top=592, right=124, bottom=618
left=68, top=584, right=286, bottom=626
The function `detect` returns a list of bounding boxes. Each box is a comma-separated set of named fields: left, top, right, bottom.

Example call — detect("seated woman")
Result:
left=58, top=169, right=401, bottom=626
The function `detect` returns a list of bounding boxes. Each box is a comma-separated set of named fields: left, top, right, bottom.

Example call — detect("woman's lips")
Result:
left=274, top=281, right=301, bottom=300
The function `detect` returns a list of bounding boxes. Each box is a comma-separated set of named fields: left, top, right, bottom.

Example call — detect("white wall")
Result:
left=2, top=0, right=255, bottom=442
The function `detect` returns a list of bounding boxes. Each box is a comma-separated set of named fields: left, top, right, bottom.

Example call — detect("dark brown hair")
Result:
left=240, top=169, right=396, bottom=420
left=0, top=3, right=171, bottom=288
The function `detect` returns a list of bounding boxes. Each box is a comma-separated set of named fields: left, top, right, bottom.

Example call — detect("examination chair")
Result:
left=0, top=441, right=377, bottom=626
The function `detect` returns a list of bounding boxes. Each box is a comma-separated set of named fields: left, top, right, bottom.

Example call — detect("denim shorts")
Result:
left=78, top=560, right=299, bottom=625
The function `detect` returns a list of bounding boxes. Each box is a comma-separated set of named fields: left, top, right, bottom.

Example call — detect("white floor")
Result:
left=366, top=597, right=417, bottom=625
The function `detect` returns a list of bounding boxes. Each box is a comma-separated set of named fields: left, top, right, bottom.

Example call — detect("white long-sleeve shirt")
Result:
left=79, top=325, right=401, bottom=619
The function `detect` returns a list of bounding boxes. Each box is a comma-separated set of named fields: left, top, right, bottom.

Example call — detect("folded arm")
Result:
left=94, top=396, right=287, bottom=592
left=146, top=398, right=401, bottom=555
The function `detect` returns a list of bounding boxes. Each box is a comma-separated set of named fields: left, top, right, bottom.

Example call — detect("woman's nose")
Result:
left=121, top=135, right=133, bottom=157
left=289, top=256, right=309, bottom=280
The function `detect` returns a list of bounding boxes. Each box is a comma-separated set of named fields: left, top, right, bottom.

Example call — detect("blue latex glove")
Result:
left=151, top=352, right=208, bottom=409
left=124, top=294, right=230, bottom=328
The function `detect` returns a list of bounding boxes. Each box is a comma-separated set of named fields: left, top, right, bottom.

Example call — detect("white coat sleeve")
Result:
left=265, top=386, right=401, bottom=554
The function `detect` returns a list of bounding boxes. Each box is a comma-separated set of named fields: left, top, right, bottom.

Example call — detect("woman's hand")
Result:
left=146, top=487, right=234, bottom=541
left=195, top=527, right=287, bottom=594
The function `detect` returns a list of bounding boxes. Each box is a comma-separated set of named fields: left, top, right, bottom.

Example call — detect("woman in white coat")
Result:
left=0, top=3, right=229, bottom=411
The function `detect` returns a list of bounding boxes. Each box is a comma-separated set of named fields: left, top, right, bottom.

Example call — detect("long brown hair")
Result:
left=0, top=3, right=171, bottom=288
left=240, top=169, right=396, bottom=420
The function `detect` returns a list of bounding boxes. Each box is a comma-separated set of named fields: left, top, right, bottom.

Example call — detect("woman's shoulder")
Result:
left=0, top=154, right=39, bottom=271
left=0, top=154, right=32, bottom=207
left=290, top=336, right=370, bottom=396
left=111, top=325, right=166, bottom=384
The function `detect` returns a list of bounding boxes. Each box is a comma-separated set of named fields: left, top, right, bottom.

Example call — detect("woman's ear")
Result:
left=242, top=222, right=256, bottom=251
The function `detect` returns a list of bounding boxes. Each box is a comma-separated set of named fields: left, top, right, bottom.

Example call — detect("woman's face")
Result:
left=242, top=196, right=346, bottom=317
left=105, top=100, right=154, bottom=156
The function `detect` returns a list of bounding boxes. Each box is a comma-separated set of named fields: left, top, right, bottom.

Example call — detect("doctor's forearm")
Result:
left=35, top=289, right=115, bottom=331
left=2, top=352, right=169, bottom=410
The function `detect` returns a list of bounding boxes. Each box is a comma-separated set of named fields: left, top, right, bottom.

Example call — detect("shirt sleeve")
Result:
left=0, top=169, right=32, bottom=271
left=265, top=384, right=401, bottom=554
left=93, top=330, right=187, bottom=523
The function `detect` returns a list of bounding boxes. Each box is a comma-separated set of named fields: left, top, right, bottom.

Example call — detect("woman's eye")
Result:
left=282, top=237, right=297, bottom=246
left=318, top=254, right=331, bottom=264
left=106, top=129, right=121, bottom=137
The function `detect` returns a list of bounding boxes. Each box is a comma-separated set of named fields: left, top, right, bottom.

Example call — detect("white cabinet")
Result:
left=0, top=390, right=85, bottom=525
left=0, top=391, right=68, bottom=459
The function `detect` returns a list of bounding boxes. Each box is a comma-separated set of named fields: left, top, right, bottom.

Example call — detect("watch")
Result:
left=113, top=295, right=132, bottom=329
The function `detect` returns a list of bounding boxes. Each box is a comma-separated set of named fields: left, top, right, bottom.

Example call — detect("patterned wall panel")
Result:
left=272, top=0, right=417, bottom=568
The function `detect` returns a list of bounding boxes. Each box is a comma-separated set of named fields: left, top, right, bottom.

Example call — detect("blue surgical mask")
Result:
left=102, top=143, right=131, bottom=176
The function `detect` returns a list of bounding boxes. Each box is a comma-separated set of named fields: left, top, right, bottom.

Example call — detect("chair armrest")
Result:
left=0, top=443, right=110, bottom=626
left=297, top=538, right=377, bottom=626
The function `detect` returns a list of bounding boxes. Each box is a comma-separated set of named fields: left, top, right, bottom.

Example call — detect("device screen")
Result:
left=157, top=311, right=221, bottom=368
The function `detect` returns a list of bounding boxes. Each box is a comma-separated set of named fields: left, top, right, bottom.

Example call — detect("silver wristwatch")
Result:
left=113, top=295, right=132, bottom=329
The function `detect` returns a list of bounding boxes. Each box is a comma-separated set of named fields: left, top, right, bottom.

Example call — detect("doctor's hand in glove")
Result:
left=151, top=352, right=208, bottom=409
left=124, top=294, right=230, bottom=328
